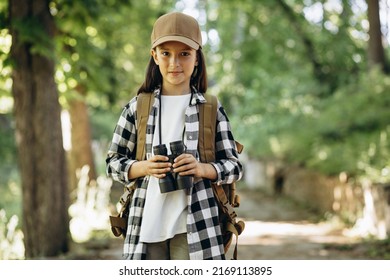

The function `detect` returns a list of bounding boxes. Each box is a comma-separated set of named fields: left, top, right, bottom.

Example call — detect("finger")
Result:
left=154, top=162, right=171, bottom=169
left=150, top=164, right=171, bottom=174
left=173, top=154, right=195, bottom=167
left=148, top=162, right=171, bottom=177
left=173, top=162, right=197, bottom=174
left=152, top=155, right=169, bottom=162
left=175, top=153, right=194, bottom=161
left=173, top=154, right=187, bottom=162
left=178, top=169, right=196, bottom=176
left=152, top=173, right=166, bottom=178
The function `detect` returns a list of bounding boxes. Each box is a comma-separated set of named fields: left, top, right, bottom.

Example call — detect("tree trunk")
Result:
left=68, top=86, right=97, bottom=198
left=367, top=0, right=388, bottom=71
left=9, top=0, right=69, bottom=258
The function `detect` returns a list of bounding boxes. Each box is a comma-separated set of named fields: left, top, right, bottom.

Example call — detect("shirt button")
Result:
left=189, top=136, right=193, bottom=139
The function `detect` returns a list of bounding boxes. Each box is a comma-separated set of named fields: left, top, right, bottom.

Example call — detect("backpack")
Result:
left=109, top=92, right=245, bottom=259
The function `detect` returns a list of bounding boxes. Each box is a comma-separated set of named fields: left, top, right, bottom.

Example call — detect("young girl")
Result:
left=106, top=11, right=243, bottom=260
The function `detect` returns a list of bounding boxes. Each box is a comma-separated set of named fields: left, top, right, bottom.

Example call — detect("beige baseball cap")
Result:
left=151, top=12, right=202, bottom=50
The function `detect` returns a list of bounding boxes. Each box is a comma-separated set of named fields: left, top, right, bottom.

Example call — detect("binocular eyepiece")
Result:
left=153, top=140, right=193, bottom=193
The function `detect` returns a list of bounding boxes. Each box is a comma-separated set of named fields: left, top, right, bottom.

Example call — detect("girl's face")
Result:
left=152, top=41, right=198, bottom=95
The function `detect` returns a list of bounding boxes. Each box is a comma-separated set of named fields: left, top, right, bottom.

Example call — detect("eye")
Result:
left=161, top=51, right=169, bottom=56
left=181, top=52, right=190, bottom=56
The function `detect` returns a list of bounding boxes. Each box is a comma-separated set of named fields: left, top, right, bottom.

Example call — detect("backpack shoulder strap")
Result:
left=198, top=94, right=218, bottom=163
left=198, top=94, right=243, bottom=161
left=198, top=94, right=235, bottom=212
left=136, top=92, right=154, bottom=161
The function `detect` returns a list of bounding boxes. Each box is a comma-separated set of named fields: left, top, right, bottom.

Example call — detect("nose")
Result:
left=169, top=54, right=180, bottom=67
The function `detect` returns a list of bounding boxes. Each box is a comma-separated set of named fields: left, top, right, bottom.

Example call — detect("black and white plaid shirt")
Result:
left=106, top=88, right=243, bottom=260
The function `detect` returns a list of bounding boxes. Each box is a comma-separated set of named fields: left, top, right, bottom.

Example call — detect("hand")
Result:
left=172, top=153, right=200, bottom=177
left=146, top=155, right=172, bottom=178
left=128, top=155, right=172, bottom=179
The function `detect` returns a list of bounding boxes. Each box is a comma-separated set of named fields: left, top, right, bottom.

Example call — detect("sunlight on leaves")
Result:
left=0, top=210, right=25, bottom=260
left=68, top=166, right=112, bottom=243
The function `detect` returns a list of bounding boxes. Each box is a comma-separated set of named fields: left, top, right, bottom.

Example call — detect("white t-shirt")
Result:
left=139, top=94, right=191, bottom=243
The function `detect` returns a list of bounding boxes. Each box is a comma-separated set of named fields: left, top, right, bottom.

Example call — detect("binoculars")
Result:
left=153, top=140, right=193, bottom=193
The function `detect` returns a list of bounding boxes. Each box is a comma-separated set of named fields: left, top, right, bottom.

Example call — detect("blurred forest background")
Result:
left=1, top=0, right=390, bottom=259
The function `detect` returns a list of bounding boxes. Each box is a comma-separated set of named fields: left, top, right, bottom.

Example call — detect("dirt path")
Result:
left=232, top=189, right=370, bottom=260
left=76, top=188, right=377, bottom=260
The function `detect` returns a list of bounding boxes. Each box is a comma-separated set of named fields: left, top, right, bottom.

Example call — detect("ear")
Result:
left=151, top=49, right=159, bottom=65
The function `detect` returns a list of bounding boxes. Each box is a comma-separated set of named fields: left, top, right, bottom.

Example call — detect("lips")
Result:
left=169, top=71, right=183, bottom=76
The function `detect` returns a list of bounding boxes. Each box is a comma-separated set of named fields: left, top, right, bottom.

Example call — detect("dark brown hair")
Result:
left=137, top=49, right=208, bottom=94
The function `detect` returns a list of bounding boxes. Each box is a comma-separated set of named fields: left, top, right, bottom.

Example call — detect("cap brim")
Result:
left=152, top=35, right=200, bottom=50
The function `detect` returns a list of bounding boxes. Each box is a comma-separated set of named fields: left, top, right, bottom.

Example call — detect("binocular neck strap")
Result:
left=158, top=92, right=193, bottom=146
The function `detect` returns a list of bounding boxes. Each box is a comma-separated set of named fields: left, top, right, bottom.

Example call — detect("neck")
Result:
left=162, top=84, right=191, bottom=96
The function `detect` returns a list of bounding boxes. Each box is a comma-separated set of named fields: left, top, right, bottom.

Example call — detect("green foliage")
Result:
left=233, top=67, right=390, bottom=180
left=0, top=0, right=8, bottom=29
left=0, top=173, right=21, bottom=221
left=63, top=0, right=386, bottom=185
left=12, top=17, right=55, bottom=58
left=203, top=0, right=389, bottom=183
left=308, top=69, right=390, bottom=179
left=0, top=113, right=17, bottom=165
left=0, top=113, right=21, bottom=220
left=89, top=107, right=118, bottom=142
left=54, top=0, right=177, bottom=108
left=366, top=238, right=390, bottom=259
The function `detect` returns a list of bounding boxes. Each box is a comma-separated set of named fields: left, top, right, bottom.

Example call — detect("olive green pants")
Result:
left=145, top=233, right=190, bottom=260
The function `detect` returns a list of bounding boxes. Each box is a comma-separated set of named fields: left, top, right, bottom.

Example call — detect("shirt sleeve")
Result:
left=106, top=99, right=138, bottom=185
left=210, top=102, right=243, bottom=185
